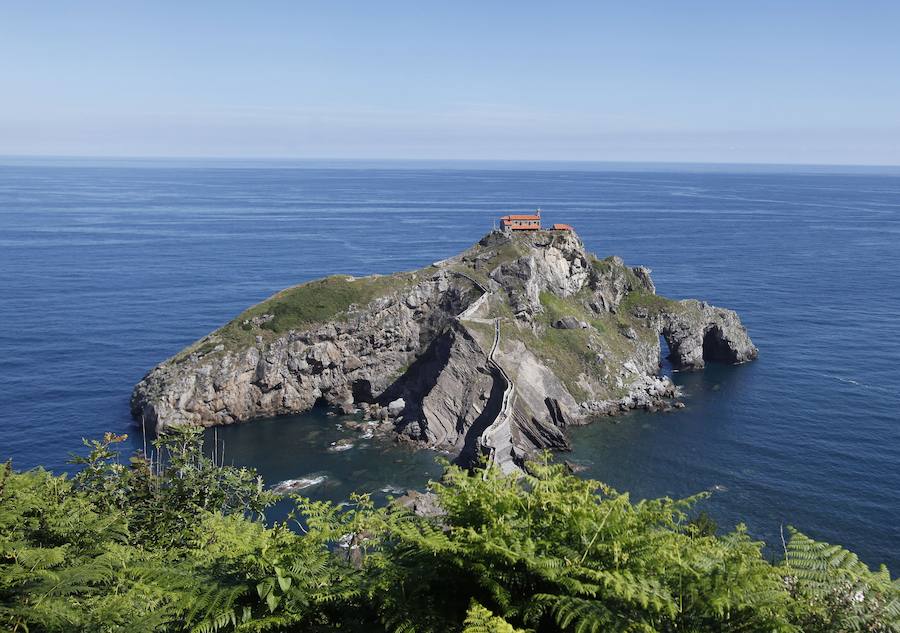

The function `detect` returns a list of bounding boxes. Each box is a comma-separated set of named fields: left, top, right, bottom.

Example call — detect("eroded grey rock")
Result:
left=387, top=398, right=406, bottom=416
left=552, top=316, right=588, bottom=329
left=660, top=300, right=759, bottom=370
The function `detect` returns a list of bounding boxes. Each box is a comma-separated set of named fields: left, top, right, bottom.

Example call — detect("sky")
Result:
left=1, top=1, right=899, bottom=165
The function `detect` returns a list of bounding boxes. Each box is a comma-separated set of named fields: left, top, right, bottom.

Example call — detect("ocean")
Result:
left=0, top=159, right=897, bottom=568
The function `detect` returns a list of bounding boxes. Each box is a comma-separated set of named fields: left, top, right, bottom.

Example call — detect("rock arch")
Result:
left=659, top=301, right=758, bottom=370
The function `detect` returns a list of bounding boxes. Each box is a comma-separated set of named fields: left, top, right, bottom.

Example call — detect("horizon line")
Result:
left=1, top=153, right=899, bottom=172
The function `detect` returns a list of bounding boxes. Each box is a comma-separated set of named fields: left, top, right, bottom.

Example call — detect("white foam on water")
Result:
left=272, top=475, right=327, bottom=494
left=328, top=442, right=354, bottom=452
left=829, top=375, right=894, bottom=395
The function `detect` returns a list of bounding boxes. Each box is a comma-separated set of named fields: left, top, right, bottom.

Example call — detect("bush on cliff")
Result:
left=1, top=431, right=897, bottom=633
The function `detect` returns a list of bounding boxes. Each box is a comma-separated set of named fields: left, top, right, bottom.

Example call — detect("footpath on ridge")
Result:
left=451, top=271, right=519, bottom=474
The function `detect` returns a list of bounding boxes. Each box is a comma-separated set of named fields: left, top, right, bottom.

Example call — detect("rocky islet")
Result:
left=132, top=228, right=757, bottom=471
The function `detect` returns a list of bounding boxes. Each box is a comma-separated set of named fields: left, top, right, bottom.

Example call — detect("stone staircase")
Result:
left=479, top=318, right=518, bottom=474
left=451, top=272, right=519, bottom=474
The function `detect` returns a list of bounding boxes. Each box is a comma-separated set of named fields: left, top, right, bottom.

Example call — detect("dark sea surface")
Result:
left=0, top=160, right=898, bottom=568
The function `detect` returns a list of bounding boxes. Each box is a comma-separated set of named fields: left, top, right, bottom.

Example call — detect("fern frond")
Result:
left=462, top=600, right=526, bottom=633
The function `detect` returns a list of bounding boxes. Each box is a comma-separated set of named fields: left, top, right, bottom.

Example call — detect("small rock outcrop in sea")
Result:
left=132, top=229, right=757, bottom=471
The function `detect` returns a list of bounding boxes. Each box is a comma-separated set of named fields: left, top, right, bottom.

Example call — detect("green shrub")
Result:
left=1, top=437, right=897, bottom=633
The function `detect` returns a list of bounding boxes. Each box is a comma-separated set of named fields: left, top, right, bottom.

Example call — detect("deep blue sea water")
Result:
left=0, top=160, right=898, bottom=568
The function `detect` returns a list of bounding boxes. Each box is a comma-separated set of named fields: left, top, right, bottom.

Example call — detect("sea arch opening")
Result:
left=701, top=326, right=736, bottom=363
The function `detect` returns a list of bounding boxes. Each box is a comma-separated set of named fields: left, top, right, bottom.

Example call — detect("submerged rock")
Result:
left=564, top=460, right=589, bottom=474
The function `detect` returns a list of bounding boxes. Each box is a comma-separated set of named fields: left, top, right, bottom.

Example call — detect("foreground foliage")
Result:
left=1, top=431, right=897, bottom=632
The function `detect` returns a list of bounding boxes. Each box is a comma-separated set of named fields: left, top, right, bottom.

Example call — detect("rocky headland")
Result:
left=132, top=229, right=757, bottom=471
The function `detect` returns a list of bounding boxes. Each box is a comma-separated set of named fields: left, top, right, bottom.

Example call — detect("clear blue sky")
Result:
left=2, top=1, right=898, bottom=164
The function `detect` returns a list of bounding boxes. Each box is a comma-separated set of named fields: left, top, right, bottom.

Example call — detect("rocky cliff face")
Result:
left=132, top=229, right=757, bottom=469
left=132, top=272, right=475, bottom=429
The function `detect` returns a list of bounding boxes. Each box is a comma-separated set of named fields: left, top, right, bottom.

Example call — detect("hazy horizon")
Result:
left=3, top=155, right=900, bottom=173
left=2, top=2, right=899, bottom=165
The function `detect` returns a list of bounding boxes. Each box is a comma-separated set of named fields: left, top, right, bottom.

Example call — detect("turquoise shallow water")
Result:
left=0, top=160, right=897, bottom=568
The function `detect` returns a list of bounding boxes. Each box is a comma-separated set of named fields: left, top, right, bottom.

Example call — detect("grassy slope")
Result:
left=175, top=272, right=419, bottom=362
left=461, top=319, right=496, bottom=353
left=488, top=290, right=633, bottom=402
left=172, top=234, right=504, bottom=366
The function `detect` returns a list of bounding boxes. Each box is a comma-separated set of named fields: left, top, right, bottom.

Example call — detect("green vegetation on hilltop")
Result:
left=169, top=232, right=560, bottom=364
left=246, top=273, right=417, bottom=333
left=620, top=290, right=680, bottom=316
left=2, top=432, right=897, bottom=633
left=179, top=272, right=418, bottom=360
